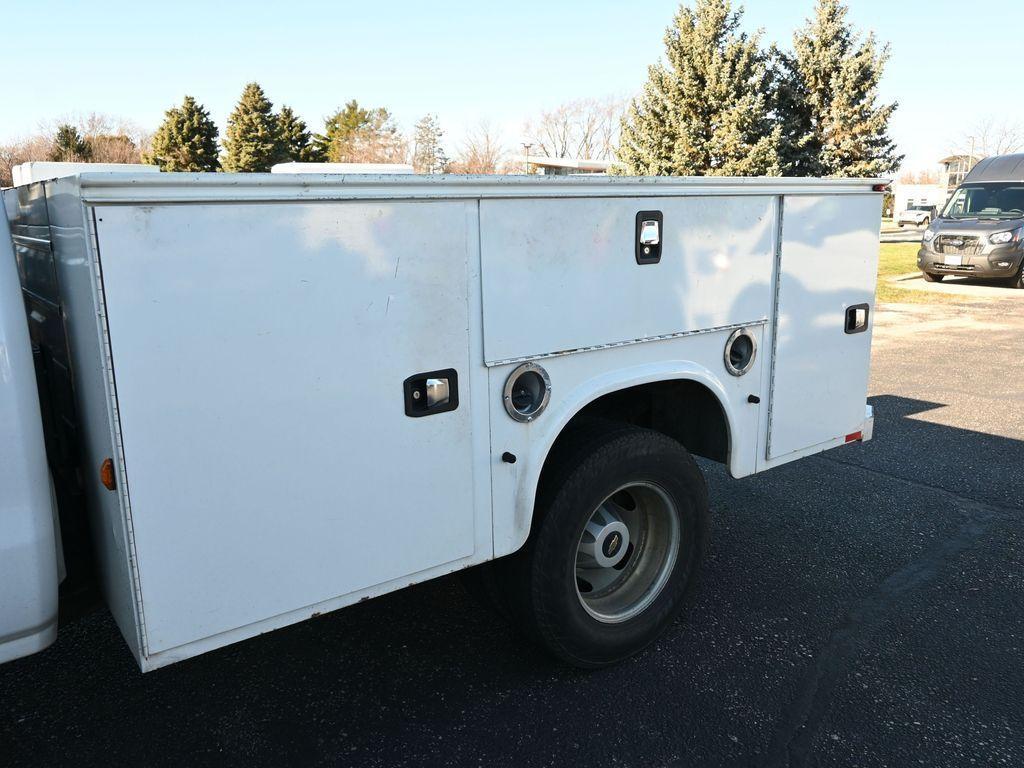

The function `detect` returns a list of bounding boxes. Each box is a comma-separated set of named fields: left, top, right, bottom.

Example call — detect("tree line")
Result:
left=617, top=0, right=900, bottom=176
left=2, top=0, right=906, bottom=186
left=145, top=85, right=432, bottom=173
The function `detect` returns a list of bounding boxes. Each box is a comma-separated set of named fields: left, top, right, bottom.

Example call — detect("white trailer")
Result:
left=1, top=172, right=880, bottom=671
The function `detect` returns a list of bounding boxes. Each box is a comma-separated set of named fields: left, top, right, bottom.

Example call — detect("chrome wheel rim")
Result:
left=574, top=481, right=681, bottom=624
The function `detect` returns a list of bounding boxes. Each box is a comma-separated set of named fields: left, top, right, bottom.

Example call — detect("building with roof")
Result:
left=517, top=156, right=613, bottom=175
left=938, top=155, right=980, bottom=194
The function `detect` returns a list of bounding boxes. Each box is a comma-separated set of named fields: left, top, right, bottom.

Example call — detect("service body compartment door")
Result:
left=94, top=200, right=480, bottom=654
left=766, top=194, right=880, bottom=461
left=479, top=195, right=776, bottom=363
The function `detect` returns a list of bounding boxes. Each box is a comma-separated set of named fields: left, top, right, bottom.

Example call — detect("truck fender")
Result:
left=498, top=360, right=736, bottom=558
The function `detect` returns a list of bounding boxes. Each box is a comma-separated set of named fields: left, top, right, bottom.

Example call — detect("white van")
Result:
left=1, top=170, right=881, bottom=671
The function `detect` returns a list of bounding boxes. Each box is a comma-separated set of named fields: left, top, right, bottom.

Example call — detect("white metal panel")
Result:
left=0, top=196, right=59, bottom=664
left=94, top=200, right=480, bottom=654
left=487, top=326, right=764, bottom=557
left=12, top=162, right=158, bottom=186
left=479, top=196, right=776, bottom=363
left=767, top=194, right=880, bottom=460
left=41, top=178, right=152, bottom=665
left=270, top=163, right=414, bottom=174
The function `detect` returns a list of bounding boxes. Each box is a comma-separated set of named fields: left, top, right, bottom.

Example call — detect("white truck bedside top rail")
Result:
left=71, top=172, right=886, bottom=204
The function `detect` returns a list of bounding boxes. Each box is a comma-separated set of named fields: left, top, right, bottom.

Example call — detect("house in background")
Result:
left=518, top=156, right=612, bottom=175
left=939, top=155, right=980, bottom=194
left=891, top=182, right=947, bottom=219
left=892, top=154, right=984, bottom=218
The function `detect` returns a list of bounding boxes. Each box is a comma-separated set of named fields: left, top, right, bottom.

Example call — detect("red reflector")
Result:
left=872, top=183, right=889, bottom=192
left=845, top=431, right=863, bottom=443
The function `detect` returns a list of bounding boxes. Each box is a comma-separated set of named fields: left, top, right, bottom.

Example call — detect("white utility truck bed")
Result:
left=3, top=173, right=880, bottom=670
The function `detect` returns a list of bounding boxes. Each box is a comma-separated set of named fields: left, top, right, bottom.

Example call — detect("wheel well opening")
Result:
left=523, top=379, right=728, bottom=551
left=555, top=379, right=729, bottom=465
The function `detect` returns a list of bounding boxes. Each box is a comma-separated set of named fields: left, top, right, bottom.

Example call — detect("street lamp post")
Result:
left=522, top=143, right=533, bottom=175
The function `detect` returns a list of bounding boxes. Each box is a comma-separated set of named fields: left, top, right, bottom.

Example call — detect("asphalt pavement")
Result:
left=2, top=295, right=1023, bottom=768
left=890, top=270, right=1024, bottom=298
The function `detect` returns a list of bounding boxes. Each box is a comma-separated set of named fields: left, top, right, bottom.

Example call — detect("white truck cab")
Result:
left=0, top=192, right=61, bottom=664
left=1, top=169, right=880, bottom=671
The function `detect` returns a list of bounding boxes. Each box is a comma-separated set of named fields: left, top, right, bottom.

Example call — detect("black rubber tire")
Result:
left=898, top=222, right=904, bottom=228
left=497, top=424, right=709, bottom=668
left=921, top=271, right=944, bottom=283
left=1007, top=265, right=1024, bottom=289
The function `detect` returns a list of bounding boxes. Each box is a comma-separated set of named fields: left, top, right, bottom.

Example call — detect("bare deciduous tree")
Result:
left=0, top=135, right=54, bottom=186
left=522, top=97, right=626, bottom=160
left=1, top=112, right=152, bottom=186
left=897, top=169, right=940, bottom=184
left=450, top=122, right=505, bottom=174
left=43, top=112, right=151, bottom=163
left=951, top=118, right=1024, bottom=160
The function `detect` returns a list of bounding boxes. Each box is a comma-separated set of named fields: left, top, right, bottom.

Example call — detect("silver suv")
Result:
left=918, top=153, right=1024, bottom=288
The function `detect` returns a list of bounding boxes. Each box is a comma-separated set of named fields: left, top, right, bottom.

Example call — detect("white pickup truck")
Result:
left=1, top=165, right=880, bottom=671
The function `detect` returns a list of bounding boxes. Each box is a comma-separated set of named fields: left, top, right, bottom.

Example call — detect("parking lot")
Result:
left=879, top=223, right=928, bottom=244
left=3, top=289, right=1023, bottom=768
left=890, top=270, right=1024, bottom=299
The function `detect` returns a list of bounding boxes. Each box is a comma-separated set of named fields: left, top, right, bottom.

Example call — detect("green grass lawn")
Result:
left=875, top=242, right=952, bottom=304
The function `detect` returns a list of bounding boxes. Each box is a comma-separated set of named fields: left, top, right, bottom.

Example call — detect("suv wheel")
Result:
left=1007, top=266, right=1024, bottom=289
left=922, top=271, right=944, bottom=283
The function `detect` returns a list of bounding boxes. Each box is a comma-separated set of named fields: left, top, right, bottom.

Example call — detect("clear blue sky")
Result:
left=5, top=1, right=1023, bottom=172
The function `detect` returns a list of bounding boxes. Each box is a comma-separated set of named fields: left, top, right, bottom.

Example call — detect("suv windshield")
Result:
left=908, top=205, right=931, bottom=212
left=942, top=183, right=1024, bottom=219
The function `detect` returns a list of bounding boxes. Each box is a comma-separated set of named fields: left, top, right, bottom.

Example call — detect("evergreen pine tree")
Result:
left=315, top=102, right=406, bottom=164
left=617, top=0, right=781, bottom=176
left=222, top=82, right=283, bottom=172
left=779, top=0, right=902, bottom=176
left=314, top=100, right=372, bottom=161
left=49, top=124, right=92, bottom=162
left=276, top=105, right=322, bottom=162
left=144, top=96, right=220, bottom=171
left=411, top=114, right=449, bottom=174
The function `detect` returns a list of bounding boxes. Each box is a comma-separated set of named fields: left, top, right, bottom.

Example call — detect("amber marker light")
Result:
left=100, top=458, right=117, bottom=491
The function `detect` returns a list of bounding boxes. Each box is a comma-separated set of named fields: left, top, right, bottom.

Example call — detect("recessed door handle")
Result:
left=844, top=303, right=870, bottom=334
left=404, top=369, right=459, bottom=417
left=635, top=210, right=664, bottom=265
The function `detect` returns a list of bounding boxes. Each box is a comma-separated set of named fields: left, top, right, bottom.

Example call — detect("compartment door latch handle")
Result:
left=635, top=210, right=664, bottom=265
left=844, top=303, right=870, bottom=334
left=404, top=368, right=459, bottom=417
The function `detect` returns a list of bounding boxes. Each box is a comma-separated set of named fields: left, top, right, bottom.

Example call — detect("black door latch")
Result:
left=404, top=369, right=459, bottom=417
left=844, top=303, right=870, bottom=334
left=635, top=211, right=663, bottom=265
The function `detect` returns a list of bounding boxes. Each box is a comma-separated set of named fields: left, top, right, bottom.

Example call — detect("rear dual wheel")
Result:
left=478, top=424, right=709, bottom=668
